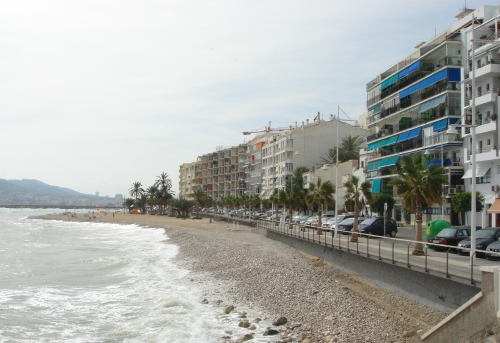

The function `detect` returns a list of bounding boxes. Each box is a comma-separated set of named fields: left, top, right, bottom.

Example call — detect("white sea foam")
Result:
left=0, top=209, right=282, bottom=342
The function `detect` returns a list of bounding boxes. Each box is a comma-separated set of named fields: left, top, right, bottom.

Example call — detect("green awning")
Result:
left=372, top=178, right=382, bottom=194
left=381, top=74, right=399, bottom=90
left=367, top=136, right=398, bottom=151
left=380, top=136, right=398, bottom=148
left=368, top=156, right=399, bottom=172
left=373, top=103, right=382, bottom=115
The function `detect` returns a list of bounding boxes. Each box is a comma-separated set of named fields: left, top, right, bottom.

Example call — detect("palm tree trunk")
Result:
left=288, top=208, right=293, bottom=230
left=413, top=201, right=425, bottom=255
left=316, top=203, right=323, bottom=235
left=350, top=200, right=360, bottom=242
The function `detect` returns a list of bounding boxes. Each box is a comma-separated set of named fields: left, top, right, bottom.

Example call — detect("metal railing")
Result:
left=253, top=220, right=484, bottom=285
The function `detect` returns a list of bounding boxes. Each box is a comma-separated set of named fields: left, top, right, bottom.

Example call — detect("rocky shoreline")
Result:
left=33, top=213, right=446, bottom=342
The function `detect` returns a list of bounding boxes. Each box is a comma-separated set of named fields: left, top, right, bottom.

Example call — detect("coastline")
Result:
left=31, top=213, right=446, bottom=342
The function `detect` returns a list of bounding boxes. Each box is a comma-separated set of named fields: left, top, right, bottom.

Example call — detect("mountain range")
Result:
left=0, top=179, right=93, bottom=198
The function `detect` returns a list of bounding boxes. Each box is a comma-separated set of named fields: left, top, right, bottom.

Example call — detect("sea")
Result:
left=0, top=208, right=280, bottom=343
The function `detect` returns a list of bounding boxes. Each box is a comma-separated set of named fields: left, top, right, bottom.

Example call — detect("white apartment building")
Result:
left=259, top=116, right=368, bottom=198
left=460, top=5, right=500, bottom=227
left=178, top=161, right=200, bottom=199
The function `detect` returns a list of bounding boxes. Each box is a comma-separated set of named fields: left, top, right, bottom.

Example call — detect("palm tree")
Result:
left=389, top=153, right=447, bottom=255
left=129, top=182, right=144, bottom=201
left=306, top=177, right=335, bottom=235
left=135, top=194, right=148, bottom=214
left=269, top=189, right=283, bottom=226
left=250, top=194, right=261, bottom=219
left=284, top=185, right=305, bottom=229
left=291, top=166, right=309, bottom=190
left=123, top=198, right=135, bottom=212
left=146, top=185, right=158, bottom=213
left=155, top=172, right=172, bottom=192
left=339, top=135, right=365, bottom=161
left=321, top=135, right=365, bottom=164
left=191, top=189, right=206, bottom=218
left=320, top=148, right=339, bottom=165
left=343, top=175, right=372, bottom=242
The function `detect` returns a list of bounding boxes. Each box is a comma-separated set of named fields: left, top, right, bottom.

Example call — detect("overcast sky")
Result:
left=0, top=0, right=488, bottom=197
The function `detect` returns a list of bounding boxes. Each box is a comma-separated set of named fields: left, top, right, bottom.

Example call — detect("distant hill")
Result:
left=0, top=179, right=93, bottom=198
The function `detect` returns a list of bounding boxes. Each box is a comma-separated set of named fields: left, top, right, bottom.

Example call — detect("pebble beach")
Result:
left=35, top=212, right=447, bottom=342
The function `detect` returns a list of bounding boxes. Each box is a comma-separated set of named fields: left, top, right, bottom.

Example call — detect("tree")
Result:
left=171, top=198, right=194, bottom=218
left=343, top=175, right=372, bottom=242
left=291, top=166, right=309, bottom=191
left=250, top=194, right=261, bottom=219
left=340, top=135, right=365, bottom=161
left=129, top=182, right=144, bottom=201
left=321, top=135, right=365, bottom=164
left=146, top=185, right=159, bottom=213
left=306, top=177, right=335, bottom=235
left=270, top=189, right=283, bottom=226
left=369, top=193, right=396, bottom=217
left=390, top=153, right=448, bottom=255
left=451, top=191, right=485, bottom=225
left=284, top=184, right=305, bottom=229
left=191, top=189, right=206, bottom=218
left=344, top=199, right=354, bottom=212
left=261, top=198, right=272, bottom=211
left=155, top=173, right=174, bottom=214
left=135, top=194, right=148, bottom=214
left=123, top=198, right=135, bottom=211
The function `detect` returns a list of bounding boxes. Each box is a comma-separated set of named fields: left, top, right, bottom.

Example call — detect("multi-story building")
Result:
left=243, top=133, right=271, bottom=196
left=259, top=116, right=368, bottom=198
left=178, top=161, right=200, bottom=199
left=179, top=143, right=248, bottom=200
left=364, top=8, right=479, bottom=225
left=460, top=5, right=500, bottom=227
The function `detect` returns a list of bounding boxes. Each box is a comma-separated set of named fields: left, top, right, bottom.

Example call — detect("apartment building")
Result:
left=243, top=133, right=271, bottom=196
left=364, top=8, right=479, bottom=225
left=179, top=143, right=248, bottom=200
left=259, top=117, right=368, bottom=198
left=460, top=5, right=500, bottom=227
left=178, top=161, right=200, bottom=199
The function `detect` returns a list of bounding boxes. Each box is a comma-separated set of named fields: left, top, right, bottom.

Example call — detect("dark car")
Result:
left=358, top=217, right=398, bottom=237
left=457, top=227, right=500, bottom=257
left=485, top=241, right=500, bottom=260
left=337, top=217, right=366, bottom=234
left=426, top=227, right=473, bottom=252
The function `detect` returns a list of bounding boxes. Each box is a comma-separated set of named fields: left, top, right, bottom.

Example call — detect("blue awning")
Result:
left=433, top=117, right=460, bottom=132
left=399, top=61, right=421, bottom=78
left=419, top=94, right=447, bottom=113
left=372, top=178, right=382, bottom=194
left=397, top=128, right=421, bottom=143
left=399, top=68, right=461, bottom=99
left=373, top=103, right=381, bottom=115
left=407, top=127, right=421, bottom=140
left=396, top=131, right=409, bottom=143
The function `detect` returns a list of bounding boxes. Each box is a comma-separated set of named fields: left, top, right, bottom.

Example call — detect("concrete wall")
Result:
left=254, top=227, right=479, bottom=313
left=422, top=266, right=499, bottom=343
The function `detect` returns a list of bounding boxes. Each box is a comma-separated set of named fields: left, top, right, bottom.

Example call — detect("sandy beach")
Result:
left=33, top=212, right=446, bottom=342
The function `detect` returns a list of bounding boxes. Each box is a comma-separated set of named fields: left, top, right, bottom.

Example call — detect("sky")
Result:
left=0, top=0, right=489, bottom=197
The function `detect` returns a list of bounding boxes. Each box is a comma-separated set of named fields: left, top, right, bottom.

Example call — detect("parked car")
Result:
left=358, top=217, right=398, bottom=237
left=323, top=215, right=348, bottom=232
left=426, top=226, right=473, bottom=252
left=485, top=240, right=500, bottom=260
left=337, top=217, right=366, bottom=234
left=457, top=227, right=500, bottom=257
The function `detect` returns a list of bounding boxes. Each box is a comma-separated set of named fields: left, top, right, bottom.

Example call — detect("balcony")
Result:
left=467, top=146, right=498, bottom=163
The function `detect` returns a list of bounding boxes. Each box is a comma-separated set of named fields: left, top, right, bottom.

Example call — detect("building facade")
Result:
left=460, top=5, right=500, bottom=227
left=258, top=117, right=368, bottom=199
left=363, top=5, right=500, bottom=226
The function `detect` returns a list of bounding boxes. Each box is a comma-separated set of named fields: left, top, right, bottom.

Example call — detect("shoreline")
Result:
left=31, top=213, right=446, bottom=342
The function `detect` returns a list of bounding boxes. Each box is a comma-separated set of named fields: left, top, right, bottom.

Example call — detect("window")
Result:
left=488, top=139, right=491, bottom=145
left=422, top=208, right=442, bottom=215
left=486, top=83, right=490, bottom=92
left=476, top=169, right=491, bottom=184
